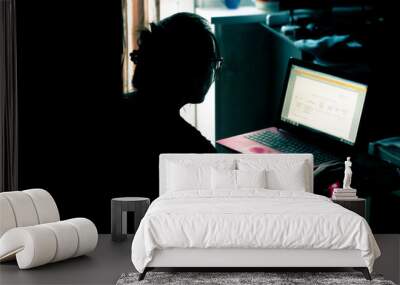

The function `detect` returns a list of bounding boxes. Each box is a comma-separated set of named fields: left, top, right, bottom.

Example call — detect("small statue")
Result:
left=343, top=157, right=353, bottom=189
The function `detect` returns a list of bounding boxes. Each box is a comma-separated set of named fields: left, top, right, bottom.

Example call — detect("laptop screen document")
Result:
left=281, top=64, right=367, bottom=145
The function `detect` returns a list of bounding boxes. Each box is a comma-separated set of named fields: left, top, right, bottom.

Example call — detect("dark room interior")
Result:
left=1, top=0, right=399, bottom=284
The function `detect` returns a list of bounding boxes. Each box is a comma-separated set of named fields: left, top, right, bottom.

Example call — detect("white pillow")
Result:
left=167, top=163, right=210, bottom=191
left=236, top=169, right=268, bottom=188
left=237, top=158, right=308, bottom=191
left=211, top=169, right=268, bottom=190
left=166, top=159, right=235, bottom=192
left=211, top=169, right=236, bottom=190
left=266, top=166, right=306, bottom=191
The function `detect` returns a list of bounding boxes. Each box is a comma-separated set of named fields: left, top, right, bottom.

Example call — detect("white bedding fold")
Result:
left=131, top=190, right=380, bottom=273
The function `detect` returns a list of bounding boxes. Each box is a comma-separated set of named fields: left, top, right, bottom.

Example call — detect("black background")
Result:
left=16, top=1, right=398, bottom=233
left=16, top=1, right=124, bottom=232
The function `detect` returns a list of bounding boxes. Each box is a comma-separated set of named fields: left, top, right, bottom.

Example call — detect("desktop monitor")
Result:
left=280, top=60, right=368, bottom=146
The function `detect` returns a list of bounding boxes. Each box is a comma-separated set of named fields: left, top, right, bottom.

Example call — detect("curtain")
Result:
left=0, top=0, right=18, bottom=192
left=122, top=0, right=159, bottom=94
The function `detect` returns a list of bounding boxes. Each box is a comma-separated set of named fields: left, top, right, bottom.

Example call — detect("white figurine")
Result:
left=343, top=157, right=353, bottom=189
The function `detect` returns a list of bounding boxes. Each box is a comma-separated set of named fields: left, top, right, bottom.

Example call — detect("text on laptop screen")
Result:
left=281, top=65, right=367, bottom=145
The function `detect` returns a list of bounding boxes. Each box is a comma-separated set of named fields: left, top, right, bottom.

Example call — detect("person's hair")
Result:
left=131, top=13, right=220, bottom=97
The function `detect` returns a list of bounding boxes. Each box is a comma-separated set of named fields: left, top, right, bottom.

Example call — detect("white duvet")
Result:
left=131, top=190, right=380, bottom=273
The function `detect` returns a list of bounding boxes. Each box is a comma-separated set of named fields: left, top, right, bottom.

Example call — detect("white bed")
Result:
left=131, top=154, right=380, bottom=280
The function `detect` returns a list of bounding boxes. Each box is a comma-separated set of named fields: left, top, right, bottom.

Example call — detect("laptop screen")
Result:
left=281, top=64, right=367, bottom=145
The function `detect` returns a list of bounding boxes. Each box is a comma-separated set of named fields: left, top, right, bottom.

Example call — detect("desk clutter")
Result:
left=265, top=5, right=382, bottom=68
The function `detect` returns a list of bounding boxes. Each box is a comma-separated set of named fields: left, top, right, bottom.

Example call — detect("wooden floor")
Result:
left=0, top=234, right=399, bottom=285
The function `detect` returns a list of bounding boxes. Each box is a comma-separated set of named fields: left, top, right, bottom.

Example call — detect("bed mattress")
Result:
left=131, top=189, right=380, bottom=273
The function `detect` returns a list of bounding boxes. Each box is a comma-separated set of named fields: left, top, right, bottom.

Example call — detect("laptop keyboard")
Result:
left=246, top=130, right=338, bottom=165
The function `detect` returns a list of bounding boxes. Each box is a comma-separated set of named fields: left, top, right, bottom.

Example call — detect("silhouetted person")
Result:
left=113, top=13, right=222, bottom=201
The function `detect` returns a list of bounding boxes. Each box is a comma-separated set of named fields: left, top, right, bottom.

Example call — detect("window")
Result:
left=121, top=0, right=159, bottom=94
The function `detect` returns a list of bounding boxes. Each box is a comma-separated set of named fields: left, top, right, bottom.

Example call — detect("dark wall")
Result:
left=15, top=1, right=399, bottom=234
left=17, top=1, right=124, bottom=232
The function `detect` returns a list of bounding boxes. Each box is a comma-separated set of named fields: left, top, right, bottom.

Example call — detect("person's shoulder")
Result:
left=177, top=117, right=216, bottom=152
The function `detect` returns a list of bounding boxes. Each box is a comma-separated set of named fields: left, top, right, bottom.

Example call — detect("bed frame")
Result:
left=138, top=154, right=372, bottom=281
left=140, top=248, right=370, bottom=280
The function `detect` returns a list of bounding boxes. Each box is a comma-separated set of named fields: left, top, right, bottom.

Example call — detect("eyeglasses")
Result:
left=210, top=57, right=223, bottom=81
left=211, top=57, right=223, bottom=71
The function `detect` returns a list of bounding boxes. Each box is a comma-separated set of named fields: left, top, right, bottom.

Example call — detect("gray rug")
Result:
left=116, top=272, right=396, bottom=285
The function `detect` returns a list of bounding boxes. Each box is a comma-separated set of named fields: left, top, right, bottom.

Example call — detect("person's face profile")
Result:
left=177, top=53, right=215, bottom=104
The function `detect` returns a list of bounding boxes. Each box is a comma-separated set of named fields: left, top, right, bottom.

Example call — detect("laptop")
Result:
left=245, top=58, right=369, bottom=165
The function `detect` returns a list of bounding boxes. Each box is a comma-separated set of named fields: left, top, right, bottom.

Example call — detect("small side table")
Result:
left=332, top=198, right=366, bottom=219
left=111, top=197, right=150, bottom=242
